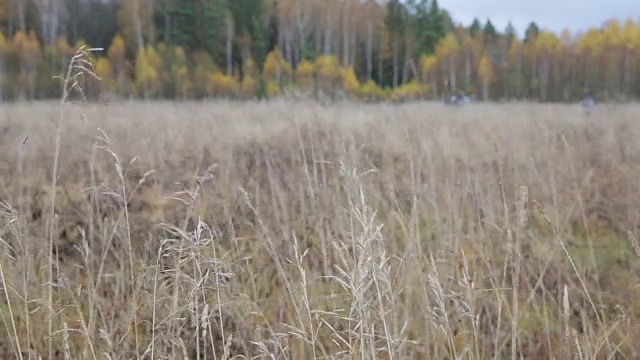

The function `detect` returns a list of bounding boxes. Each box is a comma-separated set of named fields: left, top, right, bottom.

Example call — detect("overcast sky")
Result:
left=439, top=0, right=640, bottom=37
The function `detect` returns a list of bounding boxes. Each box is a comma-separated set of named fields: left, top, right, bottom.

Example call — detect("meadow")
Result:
left=0, top=98, right=639, bottom=359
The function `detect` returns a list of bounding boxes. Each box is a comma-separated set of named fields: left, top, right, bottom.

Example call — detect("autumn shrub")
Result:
left=419, top=54, right=439, bottom=98
left=106, top=34, right=131, bottom=97
left=359, top=79, right=387, bottom=102
left=243, top=58, right=259, bottom=79
left=11, top=30, right=42, bottom=99
left=210, top=71, right=238, bottom=97
left=294, top=59, right=316, bottom=92
left=343, top=66, right=361, bottom=98
left=94, top=57, right=114, bottom=92
left=389, top=81, right=427, bottom=102
left=135, top=45, right=163, bottom=98
left=265, top=79, right=280, bottom=97
left=191, top=50, right=218, bottom=98
left=237, top=59, right=259, bottom=99
left=263, top=48, right=292, bottom=94
left=315, top=55, right=343, bottom=97
left=239, top=75, right=258, bottom=99
left=155, top=44, right=192, bottom=99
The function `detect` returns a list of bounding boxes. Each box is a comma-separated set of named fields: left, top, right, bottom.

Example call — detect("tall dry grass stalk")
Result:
left=0, top=98, right=638, bottom=359
left=49, top=45, right=102, bottom=360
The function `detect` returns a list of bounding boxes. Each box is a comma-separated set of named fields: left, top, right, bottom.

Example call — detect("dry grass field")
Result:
left=0, top=98, right=639, bottom=359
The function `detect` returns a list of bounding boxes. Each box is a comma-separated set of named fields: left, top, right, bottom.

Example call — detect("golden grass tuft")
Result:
left=0, top=98, right=639, bottom=359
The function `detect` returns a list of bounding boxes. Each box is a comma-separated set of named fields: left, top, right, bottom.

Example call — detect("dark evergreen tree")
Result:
left=385, top=0, right=408, bottom=87
left=505, top=21, right=517, bottom=44
left=167, top=0, right=228, bottom=63
left=524, top=21, right=540, bottom=42
left=385, top=0, right=408, bottom=44
left=484, top=19, right=498, bottom=44
left=469, top=18, right=481, bottom=37
left=65, top=0, right=119, bottom=50
left=229, top=0, right=273, bottom=72
left=155, top=0, right=176, bottom=43
left=412, top=0, right=448, bottom=56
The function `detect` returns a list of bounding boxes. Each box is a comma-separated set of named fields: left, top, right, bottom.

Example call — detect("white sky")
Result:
left=439, top=0, right=640, bottom=36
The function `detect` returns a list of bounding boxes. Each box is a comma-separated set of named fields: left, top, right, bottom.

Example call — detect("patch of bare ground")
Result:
left=0, top=99, right=639, bottom=359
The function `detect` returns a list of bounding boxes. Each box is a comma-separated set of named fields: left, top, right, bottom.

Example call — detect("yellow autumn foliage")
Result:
left=191, top=50, right=218, bottom=97
left=108, top=34, right=126, bottom=63
left=135, top=45, right=163, bottom=98
left=435, top=33, right=460, bottom=61
left=13, top=30, right=41, bottom=60
left=243, top=59, right=258, bottom=78
left=419, top=55, right=437, bottom=80
left=172, top=46, right=192, bottom=99
left=95, top=57, right=114, bottom=88
left=263, top=48, right=292, bottom=86
left=210, top=71, right=238, bottom=97
left=0, top=12, right=637, bottom=103
left=603, top=19, right=623, bottom=48
left=359, top=80, right=386, bottom=102
left=11, top=30, right=41, bottom=97
left=623, top=20, right=640, bottom=51
left=106, top=34, right=130, bottom=95
left=239, top=75, right=257, bottom=98
left=266, top=80, right=280, bottom=97
left=315, top=55, right=342, bottom=93
left=343, top=66, right=360, bottom=96
left=535, top=31, right=561, bottom=55
left=295, top=60, right=315, bottom=90
left=478, top=54, right=494, bottom=81
left=390, top=81, right=427, bottom=102
left=56, top=36, right=74, bottom=61
left=478, top=54, right=494, bottom=100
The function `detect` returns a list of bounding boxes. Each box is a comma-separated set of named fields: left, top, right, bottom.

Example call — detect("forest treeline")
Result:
left=0, top=0, right=638, bottom=102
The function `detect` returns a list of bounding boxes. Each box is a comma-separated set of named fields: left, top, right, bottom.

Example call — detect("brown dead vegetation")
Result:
left=0, top=100, right=639, bottom=359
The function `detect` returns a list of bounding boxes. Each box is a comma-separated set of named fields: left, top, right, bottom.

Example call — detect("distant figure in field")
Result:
left=582, top=91, right=595, bottom=115
left=444, top=91, right=474, bottom=106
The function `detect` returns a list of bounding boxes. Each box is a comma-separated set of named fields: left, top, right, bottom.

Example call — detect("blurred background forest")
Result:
left=0, top=0, right=638, bottom=102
